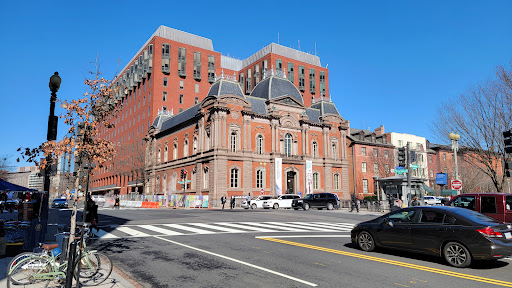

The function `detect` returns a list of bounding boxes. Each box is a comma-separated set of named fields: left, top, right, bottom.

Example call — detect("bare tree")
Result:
left=432, top=63, right=512, bottom=192
left=0, top=155, right=14, bottom=179
left=19, top=59, right=122, bottom=247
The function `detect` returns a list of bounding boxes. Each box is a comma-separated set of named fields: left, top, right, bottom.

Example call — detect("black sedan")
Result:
left=351, top=206, right=512, bottom=267
left=52, top=198, right=68, bottom=208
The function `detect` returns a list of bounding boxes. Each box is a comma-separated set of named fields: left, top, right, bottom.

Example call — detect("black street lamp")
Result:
left=43, top=72, right=61, bottom=194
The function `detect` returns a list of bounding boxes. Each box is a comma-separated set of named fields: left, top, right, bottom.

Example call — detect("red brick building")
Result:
left=146, top=75, right=349, bottom=206
left=91, top=26, right=333, bottom=196
left=347, top=126, right=395, bottom=199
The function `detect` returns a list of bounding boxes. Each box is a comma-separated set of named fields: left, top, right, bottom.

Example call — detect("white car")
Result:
left=241, top=196, right=273, bottom=209
left=91, top=195, right=106, bottom=202
left=262, top=194, right=301, bottom=209
left=424, top=196, right=442, bottom=205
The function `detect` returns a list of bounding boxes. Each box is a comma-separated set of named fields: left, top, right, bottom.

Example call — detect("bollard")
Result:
left=60, top=236, right=69, bottom=265
left=64, top=240, right=77, bottom=288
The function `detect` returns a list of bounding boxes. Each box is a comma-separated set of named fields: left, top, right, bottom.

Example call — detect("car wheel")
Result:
left=303, top=203, right=310, bottom=211
left=273, top=203, right=279, bottom=209
left=358, top=231, right=375, bottom=252
left=326, top=202, right=334, bottom=210
left=251, top=203, right=257, bottom=209
left=443, top=242, right=472, bottom=268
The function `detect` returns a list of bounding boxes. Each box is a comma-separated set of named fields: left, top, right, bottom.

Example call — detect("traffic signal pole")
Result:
left=406, top=143, right=411, bottom=205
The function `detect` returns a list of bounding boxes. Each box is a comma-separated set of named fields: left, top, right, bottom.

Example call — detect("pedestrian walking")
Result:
left=388, top=194, right=395, bottom=211
left=247, top=193, right=252, bottom=205
left=85, top=195, right=99, bottom=232
left=230, top=196, right=235, bottom=209
left=221, top=195, right=226, bottom=209
left=411, top=196, right=420, bottom=206
left=114, top=195, right=120, bottom=209
left=350, top=194, right=359, bottom=212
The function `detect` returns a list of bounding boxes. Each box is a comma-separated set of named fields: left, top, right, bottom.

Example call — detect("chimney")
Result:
left=375, top=125, right=385, bottom=136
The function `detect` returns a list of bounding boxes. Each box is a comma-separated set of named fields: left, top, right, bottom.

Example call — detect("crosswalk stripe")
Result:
left=239, top=222, right=305, bottom=232
left=163, top=224, right=215, bottom=234
left=115, top=226, right=151, bottom=237
left=266, top=222, right=334, bottom=232
left=292, top=222, right=353, bottom=232
left=94, top=229, right=119, bottom=239
left=92, top=222, right=355, bottom=240
left=188, top=223, right=244, bottom=233
left=139, top=225, right=184, bottom=236
left=311, top=222, right=355, bottom=229
left=216, top=222, right=276, bottom=232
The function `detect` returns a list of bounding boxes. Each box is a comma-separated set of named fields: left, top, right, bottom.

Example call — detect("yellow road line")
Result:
left=259, top=238, right=512, bottom=287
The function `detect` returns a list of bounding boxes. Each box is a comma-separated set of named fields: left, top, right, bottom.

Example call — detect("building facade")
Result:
left=386, top=132, right=429, bottom=186
left=347, top=126, right=395, bottom=199
left=91, top=26, right=331, bottom=196
left=145, top=73, right=350, bottom=206
left=6, top=166, right=43, bottom=191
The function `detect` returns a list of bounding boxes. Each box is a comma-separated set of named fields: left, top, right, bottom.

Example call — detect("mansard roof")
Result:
left=311, top=100, right=340, bottom=116
left=348, top=128, right=392, bottom=147
left=250, top=75, right=304, bottom=104
left=207, top=78, right=244, bottom=98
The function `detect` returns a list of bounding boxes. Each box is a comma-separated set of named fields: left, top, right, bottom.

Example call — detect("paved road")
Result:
left=51, top=207, right=512, bottom=288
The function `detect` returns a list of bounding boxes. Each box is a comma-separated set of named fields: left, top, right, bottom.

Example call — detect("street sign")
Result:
left=436, top=173, right=447, bottom=185
left=451, top=180, right=462, bottom=190
left=178, top=181, right=184, bottom=184
left=410, top=164, right=419, bottom=169
left=395, top=169, right=408, bottom=175
left=186, top=180, right=192, bottom=183
left=260, top=188, right=264, bottom=195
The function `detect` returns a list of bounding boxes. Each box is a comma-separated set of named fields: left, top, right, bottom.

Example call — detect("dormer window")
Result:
left=359, top=133, right=364, bottom=141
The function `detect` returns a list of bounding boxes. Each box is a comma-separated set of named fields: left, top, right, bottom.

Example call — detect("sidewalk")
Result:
left=0, top=254, right=137, bottom=288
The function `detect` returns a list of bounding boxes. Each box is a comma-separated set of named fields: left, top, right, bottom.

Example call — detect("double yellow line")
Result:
left=260, top=237, right=512, bottom=287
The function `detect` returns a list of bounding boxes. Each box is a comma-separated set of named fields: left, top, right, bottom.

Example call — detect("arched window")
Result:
left=256, top=169, right=264, bottom=188
left=205, top=131, right=210, bottom=151
left=332, top=143, right=337, bottom=160
left=257, top=135, right=264, bottom=155
left=230, top=132, right=237, bottom=152
left=230, top=168, right=239, bottom=188
left=284, top=133, right=292, bottom=156
left=313, top=172, right=319, bottom=190
left=193, top=137, right=198, bottom=154
left=156, top=176, right=161, bottom=193
left=333, top=174, right=340, bottom=190
left=173, top=143, right=178, bottom=159
left=183, top=139, right=189, bottom=157
left=191, top=170, right=196, bottom=190
left=162, top=174, right=167, bottom=192
left=312, top=141, right=318, bottom=159
left=157, top=147, right=161, bottom=163
left=164, top=144, right=168, bottom=162
left=203, top=168, right=209, bottom=189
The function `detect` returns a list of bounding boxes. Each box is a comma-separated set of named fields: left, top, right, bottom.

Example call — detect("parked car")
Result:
left=52, top=198, right=68, bottom=208
left=424, top=196, right=442, bottom=206
left=241, top=195, right=273, bottom=209
left=91, top=195, right=106, bottom=202
left=351, top=206, right=512, bottom=268
left=446, top=193, right=512, bottom=223
left=262, top=194, right=300, bottom=209
left=292, top=193, right=338, bottom=210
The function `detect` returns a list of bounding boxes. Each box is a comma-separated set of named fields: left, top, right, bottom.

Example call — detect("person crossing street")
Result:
left=350, top=193, right=359, bottom=212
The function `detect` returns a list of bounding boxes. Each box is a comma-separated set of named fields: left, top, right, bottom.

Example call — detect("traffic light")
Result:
left=398, top=147, right=406, bottom=167
left=505, top=161, right=512, bottom=178
left=504, top=130, right=512, bottom=154
left=180, top=169, right=184, bottom=179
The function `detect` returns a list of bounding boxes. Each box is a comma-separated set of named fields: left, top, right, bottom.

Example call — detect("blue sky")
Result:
left=1, top=0, right=511, bottom=170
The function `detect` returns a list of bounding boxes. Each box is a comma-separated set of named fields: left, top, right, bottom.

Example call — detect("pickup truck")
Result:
left=262, top=194, right=300, bottom=209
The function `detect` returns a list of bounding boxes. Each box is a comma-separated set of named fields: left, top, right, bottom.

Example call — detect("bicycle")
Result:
left=7, top=223, right=113, bottom=287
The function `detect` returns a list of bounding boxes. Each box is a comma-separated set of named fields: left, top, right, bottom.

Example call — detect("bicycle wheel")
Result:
left=75, top=252, right=113, bottom=286
left=7, top=252, right=37, bottom=276
left=7, top=255, right=50, bottom=288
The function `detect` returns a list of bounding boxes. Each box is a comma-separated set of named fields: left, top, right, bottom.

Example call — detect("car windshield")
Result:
left=54, top=199, right=66, bottom=202
left=304, top=194, right=313, bottom=199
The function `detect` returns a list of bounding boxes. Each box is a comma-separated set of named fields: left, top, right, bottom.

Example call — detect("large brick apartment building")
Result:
left=91, top=26, right=334, bottom=197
